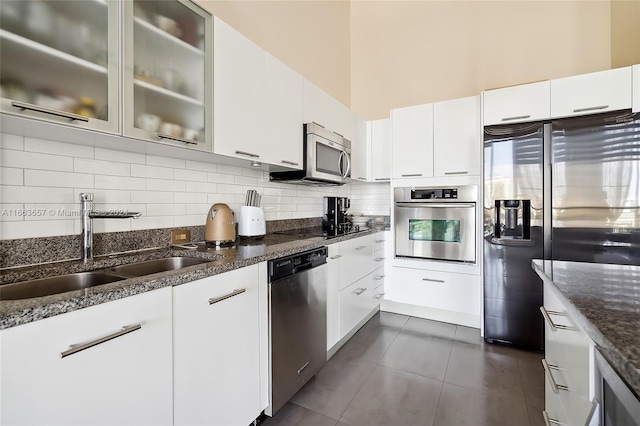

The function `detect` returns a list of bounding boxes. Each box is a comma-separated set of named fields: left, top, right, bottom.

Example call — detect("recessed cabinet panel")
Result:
left=0, top=0, right=119, bottom=133
left=351, top=117, right=370, bottom=181
left=391, top=103, right=434, bottom=179
left=483, top=81, right=551, bottom=126
left=327, top=244, right=341, bottom=350
left=303, top=79, right=356, bottom=142
left=265, top=55, right=303, bottom=170
left=339, top=234, right=375, bottom=291
left=550, top=67, right=632, bottom=118
left=433, top=96, right=481, bottom=177
left=371, top=118, right=391, bottom=181
left=124, top=0, right=212, bottom=150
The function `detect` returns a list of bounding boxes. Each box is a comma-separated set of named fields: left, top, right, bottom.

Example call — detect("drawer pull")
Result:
left=374, top=275, right=385, bottom=281
left=12, top=101, right=90, bottom=122
left=374, top=178, right=389, bottom=181
left=501, top=114, right=531, bottom=122
left=329, top=255, right=343, bottom=260
left=355, top=245, right=367, bottom=250
left=374, top=292, right=385, bottom=300
left=422, top=278, right=445, bottom=283
left=61, top=324, right=142, bottom=358
left=541, top=359, right=569, bottom=394
left=157, top=133, right=198, bottom=145
left=352, top=288, right=366, bottom=295
left=297, top=361, right=310, bottom=375
left=375, top=239, right=386, bottom=243
left=542, top=410, right=565, bottom=426
left=573, top=105, right=608, bottom=113
left=539, top=306, right=576, bottom=331
left=209, top=288, right=246, bottom=305
left=235, top=150, right=260, bottom=158
left=281, top=160, right=299, bottom=166
left=375, top=257, right=385, bottom=262
left=444, top=171, right=468, bottom=175
left=401, top=173, right=422, bottom=177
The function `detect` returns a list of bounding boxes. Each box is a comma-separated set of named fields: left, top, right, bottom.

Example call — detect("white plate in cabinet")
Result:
left=173, top=265, right=261, bottom=426
left=433, top=95, right=481, bottom=177
left=0, top=287, right=173, bottom=426
left=550, top=67, right=632, bottom=118
left=339, top=235, right=375, bottom=291
left=391, top=103, right=434, bottom=179
left=483, top=81, right=551, bottom=126
left=633, top=64, right=640, bottom=113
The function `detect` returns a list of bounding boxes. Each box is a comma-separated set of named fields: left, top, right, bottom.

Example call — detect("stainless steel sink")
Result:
left=104, top=257, right=211, bottom=278
left=0, top=272, right=126, bottom=301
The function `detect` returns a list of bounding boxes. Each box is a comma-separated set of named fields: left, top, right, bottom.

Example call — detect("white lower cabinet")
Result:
left=173, top=264, right=261, bottom=426
left=339, top=268, right=383, bottom=339
left=327, top=243, right=341, bottom=350
left=541, top=281, right=593, bottom=426
left=339, top=234, right=374, bottom=290
left=0, top=287, right=173, bottom=426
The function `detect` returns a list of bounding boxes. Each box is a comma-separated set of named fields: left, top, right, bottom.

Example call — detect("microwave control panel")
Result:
left=411, top=188, right=458, bottom=200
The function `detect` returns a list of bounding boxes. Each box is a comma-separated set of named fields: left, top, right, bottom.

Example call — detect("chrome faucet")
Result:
left=80, top=192, right=141, bottom=262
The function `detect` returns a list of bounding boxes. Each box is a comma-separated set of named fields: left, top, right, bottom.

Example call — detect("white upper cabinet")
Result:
left=264, top=54, right=304, bottom=169
left=303, top=79, right=356, bottom=142
left=1, top=288, right=173, bottom=426
left=550, top=67, right=632, bottom=118
left=351, top=116, right=370, bottom=181
left=633, top=64, right=640, bottom=113
left=0, top=0, right=120, bottom=133
left=391, top=103, right=434, bottom=179
left=124, top=0, right=212, bottom=150
left=371, top=118, right=391, bottom=181
left=213, top=16, right=268, bottom=161
left=483, top=81, right=550, bottom=126
left=433, top=95, right=481, bottom=177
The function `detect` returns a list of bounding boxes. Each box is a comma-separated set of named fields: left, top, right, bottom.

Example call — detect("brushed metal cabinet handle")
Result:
left=422, top=278, right=445, bottom=283
left=539, top=306, right=576, bottom=331
left=12, top=101, right=90, bottom=122
left=157, top=133, right=198, bottom=145
left=542, top=410, right=565, bottom=426
left=352, top=288, right=366, bottom=295
left=281, top=160, right=299, bottom=166
left=209, top=288, right=246, bottom=305
left=375, top=240, right=386, bottom=243
left=573, top=105, right=608, bottom=113
left=235, top=150, right=260, bottom=158
left=374, top=275, right=385, bottom=281
left=401, top=173, right=422, bottom=177
left=297, top=361, right=310, bottom=375
left=501, top=114, right=531, bottom=122
left=61, top=324, right=142, bottom=358
left=374, top=178, right=389, bottom=181
left=329, top=254, right=343, bottom=260
left=355, top=245, right=367, bottom=250
left=374, top=293, right=385, bottom=300
left=375, top=257, right=385, bottom=262
left=541, top=359, right=569, bottom=394
left=444, top=171, right=468, bottom=175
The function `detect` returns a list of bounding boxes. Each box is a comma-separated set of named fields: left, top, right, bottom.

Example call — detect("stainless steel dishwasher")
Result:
left=267, top=246, right=328, bottom=416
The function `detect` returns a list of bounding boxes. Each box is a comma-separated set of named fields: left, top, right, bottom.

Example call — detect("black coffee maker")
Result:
left=322, top=196, right=350, bottom=236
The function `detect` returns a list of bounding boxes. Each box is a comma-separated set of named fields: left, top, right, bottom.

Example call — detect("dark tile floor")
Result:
left=264, top=312, right=544, bottom=426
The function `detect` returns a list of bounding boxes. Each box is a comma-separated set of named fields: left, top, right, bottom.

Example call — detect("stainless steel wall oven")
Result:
left=394, top=186, right=477, bottom=263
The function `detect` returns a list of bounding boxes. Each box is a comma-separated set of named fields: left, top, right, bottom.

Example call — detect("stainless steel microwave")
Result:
left=269, top=123, right=351, bottom=186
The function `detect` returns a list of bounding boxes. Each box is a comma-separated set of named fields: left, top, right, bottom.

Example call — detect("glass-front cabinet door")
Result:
left=123, top=0, right=212, bottom=151
left=0, top=0, right=119, bottom=133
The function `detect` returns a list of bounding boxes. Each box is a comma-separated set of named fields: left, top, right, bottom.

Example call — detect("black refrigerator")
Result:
left=483, top=111, right=640, bottom=350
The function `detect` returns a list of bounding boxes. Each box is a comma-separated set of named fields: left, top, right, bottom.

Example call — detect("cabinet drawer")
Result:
left=483, top=81, right=551, bottom=126
left=550, top=67, right=632, bottom=119
left=374, top=248, right=386, bottom=267
left=339, top=269, right=382, bottom=338
left=339, top=235, right=374, bottom=290
left=544, top=381, right=570, bottom=426
left=374, top=232, right=388, bottom=252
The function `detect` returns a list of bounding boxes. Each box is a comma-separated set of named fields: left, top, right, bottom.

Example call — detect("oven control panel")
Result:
left=411, top=188, right=458, bottom=200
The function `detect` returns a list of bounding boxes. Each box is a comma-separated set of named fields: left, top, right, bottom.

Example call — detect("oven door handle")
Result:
left=395, top=202, right=475, bottom=209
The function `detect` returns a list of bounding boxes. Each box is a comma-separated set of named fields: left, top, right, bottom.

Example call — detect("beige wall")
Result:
left=195, top=0, right=351, bottom=107
left=350, top=1, right=612, bottom=120
left=611, top=0, right=640, bottom=68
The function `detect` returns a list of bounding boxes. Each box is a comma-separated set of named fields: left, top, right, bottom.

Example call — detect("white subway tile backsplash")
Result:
left=95, top=175, right=146, bottom=191
left=174, top=169, right=208, bottom=182
left=1, top=149, right=74, bottom=172
left=0, top=133, right=24, bottom=150
left=146, top=178, right=186, bottom=192
left=25, top=170, right=94, bottom=188
left=74, top=158, right=131, bottom=176
left=25, top=137, right=94, bottom=159
left=0, top=132, right=391, bottom=240
left=131, top=164, right=173, bottom=180
left=95, top=148, right=146, bottom=164
left=146, top=155, right=186, bottom=169
left=1, top=167, right=23, bottom=185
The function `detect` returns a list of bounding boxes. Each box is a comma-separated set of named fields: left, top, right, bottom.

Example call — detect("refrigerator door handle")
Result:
left=490, top=237, right=536, bottom=247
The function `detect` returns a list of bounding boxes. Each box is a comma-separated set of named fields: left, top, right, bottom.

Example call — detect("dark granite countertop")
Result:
left=532, top=259, right=640, bottom=398
left=0, top=228, right=386, bottom=330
